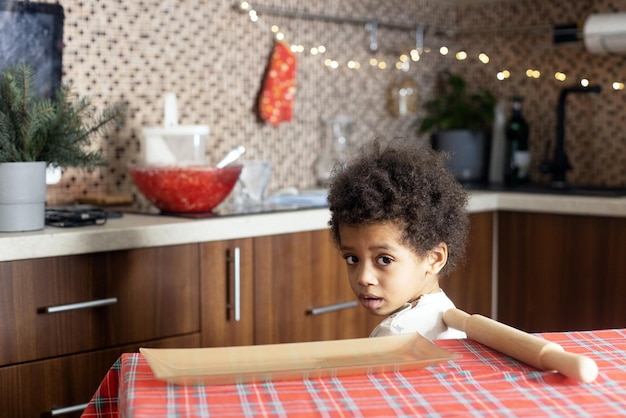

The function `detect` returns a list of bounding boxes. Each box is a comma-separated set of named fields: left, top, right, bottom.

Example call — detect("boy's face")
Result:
left=338, top=221, right=446, bottom=317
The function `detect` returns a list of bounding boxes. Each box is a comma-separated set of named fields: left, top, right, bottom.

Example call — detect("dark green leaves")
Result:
left=418, top=71, right=496, bottom=135
left=0, top=63, right=125, bottom=169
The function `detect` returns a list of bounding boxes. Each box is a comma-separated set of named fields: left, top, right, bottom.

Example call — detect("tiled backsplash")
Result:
left=36, top=0, right=626, bottom=204
left=455, top=0, right=626, bottom=188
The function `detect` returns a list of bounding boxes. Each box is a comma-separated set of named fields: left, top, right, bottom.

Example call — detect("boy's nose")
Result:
left=355, top=264, right=377, bottom=286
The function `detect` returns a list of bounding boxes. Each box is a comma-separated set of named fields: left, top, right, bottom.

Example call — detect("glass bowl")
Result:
left=128, top=164, right=242, bottom=213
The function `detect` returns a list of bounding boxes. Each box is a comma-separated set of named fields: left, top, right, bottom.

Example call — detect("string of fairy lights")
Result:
left=238, top=1, right=626, bottom=91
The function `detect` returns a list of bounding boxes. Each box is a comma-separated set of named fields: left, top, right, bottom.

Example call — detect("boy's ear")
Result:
left=427, top=242, right=448, bottom=274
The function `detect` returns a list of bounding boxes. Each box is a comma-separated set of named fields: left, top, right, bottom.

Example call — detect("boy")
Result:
left=327, top=139, right=468, bottom=340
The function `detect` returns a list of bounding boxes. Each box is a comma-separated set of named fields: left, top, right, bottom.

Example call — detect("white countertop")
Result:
left=2, top=191, right=626, bottom=262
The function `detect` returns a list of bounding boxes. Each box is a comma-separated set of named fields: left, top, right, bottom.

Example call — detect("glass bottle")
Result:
left=315, top=115, right=354, bottom=186
left=504, top=97, right=530, bottom=184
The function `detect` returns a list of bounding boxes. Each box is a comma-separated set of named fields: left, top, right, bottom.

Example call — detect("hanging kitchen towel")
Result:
left=258, top=40, right=297, bottom=126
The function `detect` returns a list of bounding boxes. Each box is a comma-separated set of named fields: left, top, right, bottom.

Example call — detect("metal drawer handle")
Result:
left=50, top=402, right=89, bottom=416
left=41, top=297, right=118, bottom=314
left=307, top=300, right=358, bottom=316
left=227, top=247, right=241, bottom=322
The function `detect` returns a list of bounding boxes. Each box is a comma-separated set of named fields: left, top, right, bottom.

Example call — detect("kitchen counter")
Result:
left=2, top=191, right=626, bottom=262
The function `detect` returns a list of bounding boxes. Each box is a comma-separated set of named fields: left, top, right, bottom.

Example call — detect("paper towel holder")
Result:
left=555, top=13, right=626, bottom=54
left=583, top=13, right=626, bottom=54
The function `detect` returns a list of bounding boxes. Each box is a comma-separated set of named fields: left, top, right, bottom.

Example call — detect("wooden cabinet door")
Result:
left=498, top=211, right=626, bottom=332
left=442, top=212, right=493, bottom=317
left=253, top=230, right=379, bottom=345
left=104, top=245, right=200, bottom=345
left=0, top=333, right=200, bottom=418
left=0, top=244, right=200, bottom=365
left=200, top=239, right=254, bottom=347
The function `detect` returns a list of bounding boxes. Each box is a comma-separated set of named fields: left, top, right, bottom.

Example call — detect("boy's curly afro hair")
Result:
left=327, top=138, right=469, bottom=277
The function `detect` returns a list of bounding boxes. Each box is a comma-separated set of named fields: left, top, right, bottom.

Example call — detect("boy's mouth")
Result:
left=359, top=294, right=383, bottom=310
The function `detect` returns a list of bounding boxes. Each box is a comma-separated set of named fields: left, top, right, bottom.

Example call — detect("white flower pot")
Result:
left=0, top=161, right=47, bottom=232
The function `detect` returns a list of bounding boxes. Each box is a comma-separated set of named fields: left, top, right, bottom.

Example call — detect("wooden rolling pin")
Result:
left=443, top=309, right=598, bottom=383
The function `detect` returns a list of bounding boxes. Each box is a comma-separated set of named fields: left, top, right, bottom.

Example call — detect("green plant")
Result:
left=0, top=63, right=125, bottom=169
left=418, top=70, right=496, bottom=135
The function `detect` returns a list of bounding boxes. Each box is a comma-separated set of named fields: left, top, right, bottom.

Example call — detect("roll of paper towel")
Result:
left=584, top=13, right=626, bottom=53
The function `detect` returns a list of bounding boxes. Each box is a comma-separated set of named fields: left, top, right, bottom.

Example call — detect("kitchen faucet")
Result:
left=540, top=85, right=602, bottom=187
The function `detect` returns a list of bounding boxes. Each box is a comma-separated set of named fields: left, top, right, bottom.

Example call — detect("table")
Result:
left=82, top=329, right=626, bottom=417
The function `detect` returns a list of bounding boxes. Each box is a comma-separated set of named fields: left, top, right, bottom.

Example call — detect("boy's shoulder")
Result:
left=370, top=291, right=459, bottom=339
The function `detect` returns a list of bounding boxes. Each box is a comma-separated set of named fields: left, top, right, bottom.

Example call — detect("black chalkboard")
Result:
left=0, top=0, right=64, bottom=98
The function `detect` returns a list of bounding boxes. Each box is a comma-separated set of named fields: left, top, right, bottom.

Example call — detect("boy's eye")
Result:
left=376, top=255, right=394, bottom=266
left=344, top=255, right=358, bottom=265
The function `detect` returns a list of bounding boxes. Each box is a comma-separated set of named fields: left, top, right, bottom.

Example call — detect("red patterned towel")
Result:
left=258, top=41, right=297, bottom=126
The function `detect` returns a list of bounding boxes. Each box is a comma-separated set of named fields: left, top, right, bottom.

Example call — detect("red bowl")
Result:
left=128, top=164, right=242, bottom=212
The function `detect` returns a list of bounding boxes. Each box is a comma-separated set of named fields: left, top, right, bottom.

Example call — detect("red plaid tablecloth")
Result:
left=82, top=329, right=626, bottom=417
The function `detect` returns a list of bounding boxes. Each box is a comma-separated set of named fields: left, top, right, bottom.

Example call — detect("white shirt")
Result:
left=369, top=291, right=466, bottom=340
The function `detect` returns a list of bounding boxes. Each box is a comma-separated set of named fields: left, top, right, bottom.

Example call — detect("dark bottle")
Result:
left=504, top=97, right=530, bottom=184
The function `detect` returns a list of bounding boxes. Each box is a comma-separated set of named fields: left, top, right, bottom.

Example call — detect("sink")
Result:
left=466, top=183, right=626, bottom=198
left=267, top=189, right=328, bottom=206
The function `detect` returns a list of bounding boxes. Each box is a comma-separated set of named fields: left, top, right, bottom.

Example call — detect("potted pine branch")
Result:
left=0, top=63, right=126, bottom=232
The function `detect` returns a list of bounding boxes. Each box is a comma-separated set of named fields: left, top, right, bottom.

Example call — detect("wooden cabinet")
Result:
left=0, top=334, right=200, bottom=418
left=0, top=244, right=201, bottom=417
left=253, top=230, right=379, bottom=344
left=443, top=212, right=494, bottom=317
left=0, top=217, right=496, bottom=416
left=0, top=245, right=199, bottom=365
left=498, top=211, right=626, bottom=332
left=251, top=217, right=493, bottom=345
left=200, top=239, right=255, bottom=347
left=200, top=230, right=382, bottom=347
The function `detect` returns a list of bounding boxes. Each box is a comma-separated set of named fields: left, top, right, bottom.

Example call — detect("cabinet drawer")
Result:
left=0, top=244, right=200, bottom=365
left=254, top=230, right=379, bottom=344
left=0, top=333, right=200, bottom=418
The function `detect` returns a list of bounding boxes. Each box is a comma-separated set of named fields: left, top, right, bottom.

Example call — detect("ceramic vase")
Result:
left=432, top=130, right=489, bottom=183
left=0, top=161, right=47, bottom=232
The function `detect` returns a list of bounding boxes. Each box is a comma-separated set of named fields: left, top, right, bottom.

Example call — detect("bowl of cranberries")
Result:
left=128, top=164, right=243, bottom=213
